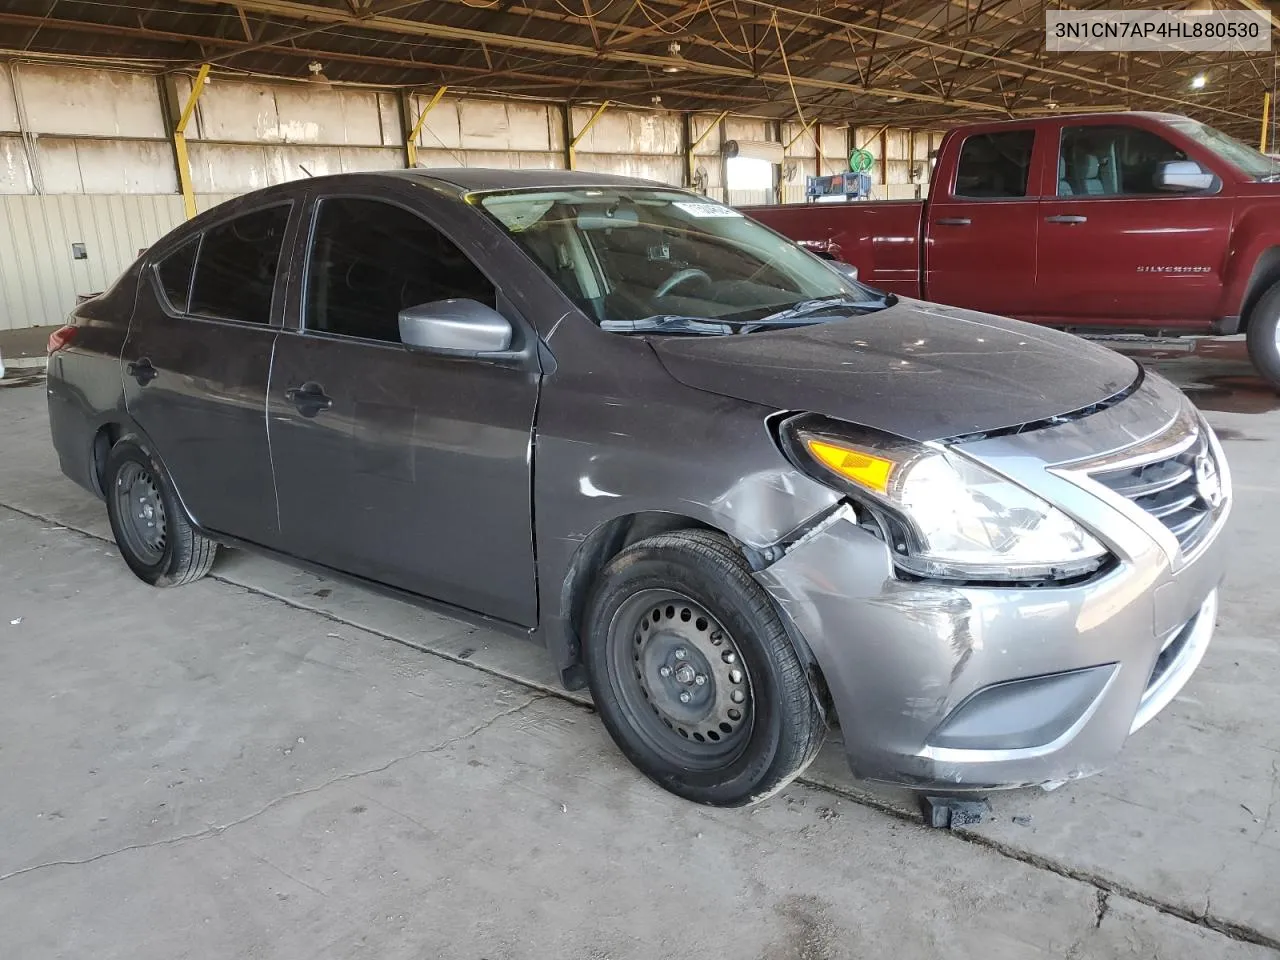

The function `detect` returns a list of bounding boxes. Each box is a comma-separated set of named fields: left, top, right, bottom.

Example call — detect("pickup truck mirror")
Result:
left=398, top=299, right=513, bottom=356
left=1155, top=160, right=1216, bottom=193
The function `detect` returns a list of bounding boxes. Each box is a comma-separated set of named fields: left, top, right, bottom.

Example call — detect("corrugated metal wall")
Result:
left=0, top=193, right=236, bottom=329
left=0, top=59, right=943, bottom=330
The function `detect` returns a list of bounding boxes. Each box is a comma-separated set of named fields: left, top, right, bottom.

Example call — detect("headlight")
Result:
left=781, top=416, right=1109, bottom=583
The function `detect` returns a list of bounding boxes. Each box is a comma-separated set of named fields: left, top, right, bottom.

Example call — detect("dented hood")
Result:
left=650, top=299, right=1140, bottom=442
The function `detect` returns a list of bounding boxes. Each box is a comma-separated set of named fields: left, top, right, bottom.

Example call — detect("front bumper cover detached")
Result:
left=756, top=374, right=1229, bottom=792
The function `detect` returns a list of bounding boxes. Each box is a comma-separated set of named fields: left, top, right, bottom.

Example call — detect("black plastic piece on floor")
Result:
left=919, top=794, right=991, bottom=829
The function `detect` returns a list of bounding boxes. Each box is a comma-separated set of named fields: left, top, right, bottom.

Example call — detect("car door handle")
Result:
left=935, top=217, right=972, bottom=226
left=127, top=358, right=157, bottom=386
left=284, top=382, right=333, bottom=418
left=1045, top=215, right=1088, bottom=224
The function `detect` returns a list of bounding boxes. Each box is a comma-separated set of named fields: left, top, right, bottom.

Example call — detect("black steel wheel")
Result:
left=112, top=459, right=168, bottom=566
left=608, top=589, right=754, bottom=768
left=583, top=529, right=825, bottom=806
left=104, top=439, right=218, bottom=587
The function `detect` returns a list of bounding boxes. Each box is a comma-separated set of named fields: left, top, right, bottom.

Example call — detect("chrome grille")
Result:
left=1089, top=428, right=1219, bottom=554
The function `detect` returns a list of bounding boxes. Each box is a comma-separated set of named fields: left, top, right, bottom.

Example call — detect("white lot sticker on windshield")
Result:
left=672, top=201, right=743, bottom=218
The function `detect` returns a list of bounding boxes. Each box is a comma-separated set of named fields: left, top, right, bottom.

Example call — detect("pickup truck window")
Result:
left=1059, top=125, right=1186, bottom=196
left=954, top=130, right=1035, bottom=199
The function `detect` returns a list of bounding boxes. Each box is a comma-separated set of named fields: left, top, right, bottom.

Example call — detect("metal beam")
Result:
left=687, top=109, right=728, bottom=187
left=567, top=100, right=610, bottom=169
left=168, top=64, right=210, bottom=220
left=404, top=85, right=447, bottom=168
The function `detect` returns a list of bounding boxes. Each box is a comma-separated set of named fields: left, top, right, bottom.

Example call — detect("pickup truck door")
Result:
left=924, top=127, right=1040, bottom=316
left=1033, top=122, right=1233, bottom=326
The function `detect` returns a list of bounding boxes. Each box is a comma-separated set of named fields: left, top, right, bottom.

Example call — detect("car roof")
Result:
left=412, top=167, right=668, bottom=192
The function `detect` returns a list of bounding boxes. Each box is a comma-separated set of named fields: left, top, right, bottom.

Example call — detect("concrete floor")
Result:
left=0, top=343, right=1277, bottom=959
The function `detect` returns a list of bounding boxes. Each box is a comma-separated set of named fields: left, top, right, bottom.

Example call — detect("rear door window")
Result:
left=304, top=197, right=495, bottom=344
left=189, top=205, right=292, bottom=324
left=954, top=130, right=1036, bottom=198
left=155, top=238, right=198, bottom=313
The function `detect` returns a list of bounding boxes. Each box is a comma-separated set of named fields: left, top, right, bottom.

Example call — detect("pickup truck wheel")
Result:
left=1246, top=282, right=1280, bottom=390
left=582, top=530, right=825, bottom=806
left=105, top=440, right=218, bottom=587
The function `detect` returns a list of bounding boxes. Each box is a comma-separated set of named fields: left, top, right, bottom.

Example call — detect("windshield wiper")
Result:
left=600, top=315, right=737, bottom=336
left=750, top=292, right=898, bottom=327
left=1259, top=171, right=1280, bottom=182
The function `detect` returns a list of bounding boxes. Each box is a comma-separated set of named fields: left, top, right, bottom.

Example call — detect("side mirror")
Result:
left=1155, top=160, right=1216, bottom=193
left=824, top=260, right=859, bottom=283
left=398, top=299, right=513, bottom=356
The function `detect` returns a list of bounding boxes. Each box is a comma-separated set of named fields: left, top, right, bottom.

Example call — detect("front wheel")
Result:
left=1246, top=282, right=1280, bottom=391
left=582, top=530, right=825, bottom=806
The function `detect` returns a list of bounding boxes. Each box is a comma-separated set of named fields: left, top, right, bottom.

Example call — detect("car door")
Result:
left=924, top=127, right=1041, bottom=316
left=1033, top=123, right=1234, bottom=326
left=121, top=201, right=297, bottom=541
left=267, top=192, right=540, bottom=626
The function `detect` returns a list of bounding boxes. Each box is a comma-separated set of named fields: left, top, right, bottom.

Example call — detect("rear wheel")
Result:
left=105, top=440, right=217, bottom=587
left=582, top=530, right=825, bottom=806
left=1246, top=281, right=1280, bottom=390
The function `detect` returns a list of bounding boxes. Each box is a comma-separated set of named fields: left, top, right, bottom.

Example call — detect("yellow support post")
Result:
left=567, top=100, right=610, bottom=170
left=1262, top=91, right=1272, bottom=154
left=174, top=64, right=210, bottom=220
left=405, top=85, right=448, bottom=168
left=687, top=109, right=728, bottom=189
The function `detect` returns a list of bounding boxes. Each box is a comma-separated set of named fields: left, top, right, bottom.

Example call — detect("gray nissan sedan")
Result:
left=47, top=169, right=1230, bottom=806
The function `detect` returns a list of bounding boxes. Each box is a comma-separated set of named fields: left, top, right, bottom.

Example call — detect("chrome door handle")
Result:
left=1045, top=215, right=1088, bottom=224
left=935, top=217, right=972, bottom=226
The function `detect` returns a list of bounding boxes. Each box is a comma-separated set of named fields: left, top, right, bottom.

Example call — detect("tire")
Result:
left=582, top=529, right=825, bottom=806
left=104, top=439, right=217, bottom=587
left=1246, top=281, right=1280, bottom=390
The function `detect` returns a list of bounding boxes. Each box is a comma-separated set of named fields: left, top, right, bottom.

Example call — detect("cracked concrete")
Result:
left=2, top=356, right=1280, bottom=957
left=0, top=692, right=546, bottom=887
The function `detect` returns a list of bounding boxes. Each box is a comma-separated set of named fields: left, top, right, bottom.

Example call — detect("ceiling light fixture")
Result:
left=663, top=65, right=682, bottom=73
left=1191, top=74, right=1207, bottom=89
left=886, top=95, right=905, bottom=104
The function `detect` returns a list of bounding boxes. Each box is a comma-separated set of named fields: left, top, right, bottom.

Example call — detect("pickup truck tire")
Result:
left=105, top=439, right=218, bottom=587
left=1246, top=282, right=1280, bottom=390
left=582, top=529, right=825, bottom=806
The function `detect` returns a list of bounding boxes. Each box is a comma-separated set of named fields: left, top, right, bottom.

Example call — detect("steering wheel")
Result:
left=656, top=267, right=712, bottom=298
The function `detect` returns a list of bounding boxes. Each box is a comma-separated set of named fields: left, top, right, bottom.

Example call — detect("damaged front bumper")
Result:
left=756, top=376, right=1231, bottom=791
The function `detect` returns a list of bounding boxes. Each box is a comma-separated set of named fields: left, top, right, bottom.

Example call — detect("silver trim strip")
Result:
left=1130, top=589, right=1217, bottom=734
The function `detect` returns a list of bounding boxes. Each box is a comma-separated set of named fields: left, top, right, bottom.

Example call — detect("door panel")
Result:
left=926, top=129, right=1039, bottom=316
left=1034, top=196, right=1232, bottom=324
left=268, top=335, right=539, bottom=625
left=267, top=194, right=540, bottom=625
left=121, top=204, right=293, bottom=541
left=1032, top=123, right=1233, bottom=324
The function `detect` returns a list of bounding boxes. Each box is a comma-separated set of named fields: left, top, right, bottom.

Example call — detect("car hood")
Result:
left=650, top=299, right=1140, bottom=442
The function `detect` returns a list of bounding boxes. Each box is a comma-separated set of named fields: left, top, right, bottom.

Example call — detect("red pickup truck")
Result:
left=746, top=112, right=1280, bottom=388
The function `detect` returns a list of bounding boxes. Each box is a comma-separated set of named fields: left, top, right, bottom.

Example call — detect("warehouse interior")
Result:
left=2, top=3, right=1280, bottom=959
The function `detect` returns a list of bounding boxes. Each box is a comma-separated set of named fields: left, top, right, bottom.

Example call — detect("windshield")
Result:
left=477, top=187, right=879, bottom=332
left=1165, top=117, right=1280, bottom=180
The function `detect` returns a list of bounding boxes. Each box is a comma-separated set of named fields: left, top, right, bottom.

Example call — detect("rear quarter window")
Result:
left=155, top=239, right=198, bottom=313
